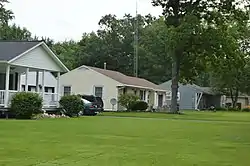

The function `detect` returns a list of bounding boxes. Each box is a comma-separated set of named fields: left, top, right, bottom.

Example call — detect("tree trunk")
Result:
left=171, top=53, right=180, bottom=113
left=230, top=88, right=239, bottom=109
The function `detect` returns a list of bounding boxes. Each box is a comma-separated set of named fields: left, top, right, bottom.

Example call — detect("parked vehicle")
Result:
left=80, top=95, right=104, bottom=112
left=80, top=98, right=99, bottom=116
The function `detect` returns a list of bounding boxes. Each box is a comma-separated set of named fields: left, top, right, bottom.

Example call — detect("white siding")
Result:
left=11, top=46, right=61, bottom=72
left=60, top=67, right=122, bottom=111
left=21, top=71, right=57, bottom=91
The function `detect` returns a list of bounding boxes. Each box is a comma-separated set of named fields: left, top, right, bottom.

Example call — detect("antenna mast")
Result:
left=134, top=0, right=139, bottom=77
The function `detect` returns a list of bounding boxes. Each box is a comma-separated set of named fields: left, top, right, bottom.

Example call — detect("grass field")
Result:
left=0, top=112, right=250, bottom=166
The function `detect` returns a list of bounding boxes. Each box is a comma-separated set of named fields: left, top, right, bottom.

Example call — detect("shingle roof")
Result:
left=0, top=41, right=41, bottom=61
left=87, top=66, right=166, bottom=91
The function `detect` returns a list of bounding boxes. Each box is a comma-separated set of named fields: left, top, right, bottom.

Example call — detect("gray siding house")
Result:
left=159, top=80, right=223, bottom=110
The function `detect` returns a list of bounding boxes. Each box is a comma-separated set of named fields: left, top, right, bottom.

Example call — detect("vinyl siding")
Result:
left=10, top=46, right=62, bottom=72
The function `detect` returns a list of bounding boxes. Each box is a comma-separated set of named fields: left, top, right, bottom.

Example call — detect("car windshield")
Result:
left=82, top=95, right=96, bottom=102
left=81, top=98, right=91, bottom=104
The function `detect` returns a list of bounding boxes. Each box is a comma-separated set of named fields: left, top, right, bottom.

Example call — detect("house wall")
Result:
left=225, top=97, right=249, bottom=109
left=10, top=45, right=62, bottom=72
left=60, top=66, right=122, bottom=111
left=160, top=81, right=196, bottom=110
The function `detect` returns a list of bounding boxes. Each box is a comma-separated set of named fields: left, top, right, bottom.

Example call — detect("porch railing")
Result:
left=0, top=90, right=59, bottom=108
left=0, top=90, right=4, bottom=106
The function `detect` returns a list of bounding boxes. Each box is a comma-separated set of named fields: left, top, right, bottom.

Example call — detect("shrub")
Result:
left=10, top=92, right=43, bottom=119
left=59, top=95, right=84, bottom=117
left=242, top=108, right=250, bottom=112
left=215, top=107, right=227, bottom=111
left=131, top=101, right=148, bottom=111
left=118, top=94, right=139, bottom=111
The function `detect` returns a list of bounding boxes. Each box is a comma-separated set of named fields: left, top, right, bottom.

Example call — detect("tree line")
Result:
left=1, top=0, right=250, bottom=111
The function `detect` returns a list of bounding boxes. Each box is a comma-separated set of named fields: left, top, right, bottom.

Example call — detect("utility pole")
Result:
left=134, top=0, right=139, bottom=77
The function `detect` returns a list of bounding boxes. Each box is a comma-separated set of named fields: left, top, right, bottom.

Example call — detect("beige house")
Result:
left=225, top=95, right=250, bottom=109
left=60, top=65, right=168, bottom=111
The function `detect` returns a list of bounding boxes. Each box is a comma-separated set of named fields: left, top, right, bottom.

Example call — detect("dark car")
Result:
left=80, top=95, right=104, bottom=114
left=80, top=98, right=99, bottom=116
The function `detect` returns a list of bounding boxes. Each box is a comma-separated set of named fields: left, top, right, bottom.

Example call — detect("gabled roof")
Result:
left=0, top=41, right=41, bottom=61
left=0, top=40, right=69, bottom=72
left=84, top=66, right=166, bottom=91
left=160, top=80, right=215, bottom=95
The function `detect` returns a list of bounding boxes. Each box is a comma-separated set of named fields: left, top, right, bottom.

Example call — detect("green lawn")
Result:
left=101, top=111, right=250, bottom=122
left=0, top=112, right=250, bottom=166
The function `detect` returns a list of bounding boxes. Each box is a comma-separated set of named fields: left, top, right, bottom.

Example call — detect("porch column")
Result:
left=41, top=70, right=45, bottom=100
left=57, top=72, right=60, bottom=107
left=145, top=90, right=149, bottom=103
left=36, top=71, right=39, bottom=92
left=154, top=91, right=158, bottom=108
left=17, top=73, right=21, bottom=91
left=25, top=68, right=29, bottom=92
left=4, top=65, right=10, bottom=107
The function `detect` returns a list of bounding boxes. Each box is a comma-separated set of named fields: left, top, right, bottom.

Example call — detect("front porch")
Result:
left=0, top=41, right=69, bottom=109
left=0, top=64, right=60, bottom=108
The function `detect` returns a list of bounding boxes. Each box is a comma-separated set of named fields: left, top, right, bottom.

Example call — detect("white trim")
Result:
left=8, top=42, right=43, bottom=63
left=25, top=68, right=29, bottom=92
left=57, top=72, right=60, bottom=107
left=4, top=65, right=10, bottom=107
left=93, top=85, right=104, bottom=98
left=194, top=92, right=203, bottom=110
left=42, top=70, right=45, bottom=99
left=62, top=85, right=72, bottom=96
left=40, top=42, right=69, bottom=72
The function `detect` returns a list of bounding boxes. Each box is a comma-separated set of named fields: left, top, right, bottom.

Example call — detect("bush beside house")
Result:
left=10, top=92, right=43, bottom=119
left=118, top=94, right=148, bottom=111
left=131, top=101, right=148, bottom=111
left=59, top=95, right=84, bottom=117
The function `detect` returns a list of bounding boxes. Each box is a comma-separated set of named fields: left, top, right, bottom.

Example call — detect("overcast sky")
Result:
left=6, top=0, right=162, bottom=42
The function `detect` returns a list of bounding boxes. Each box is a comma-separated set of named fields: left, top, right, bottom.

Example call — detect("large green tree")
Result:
left=210, top=20, right=250, bottom=108
left=152, top=0, right=250, bottom=113
left=0, top=0, right=13, bottom=25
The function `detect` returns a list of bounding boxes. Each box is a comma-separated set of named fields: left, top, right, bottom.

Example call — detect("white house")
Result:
left=0, top=41, right=68, bottom=109
left=60, top=65, right=168, bottom=111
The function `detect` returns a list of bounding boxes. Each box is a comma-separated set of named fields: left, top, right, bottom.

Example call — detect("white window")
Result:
left=94, top=86, right=103, bottom=98
left=63, top=86, right=71, bottom=96
left=166, top=92, right=180, bottom=101
left=139, top=90, right=146, bottom=101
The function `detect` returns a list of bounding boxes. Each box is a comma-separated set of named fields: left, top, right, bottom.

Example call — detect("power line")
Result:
left=134, top=0, right=139, bottom=77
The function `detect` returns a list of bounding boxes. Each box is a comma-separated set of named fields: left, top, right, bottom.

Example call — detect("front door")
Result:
left=158, top=94, right=163, bottom=107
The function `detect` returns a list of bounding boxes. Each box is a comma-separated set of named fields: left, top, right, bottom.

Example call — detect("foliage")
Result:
left=0, top=0, right=14, bottom=25
left=0, top=23, right=32, bottom=40
left=242, top=108, right=250, bottom=112
left=131, top=101, right=148, bottom=111
left=151, top=0, right=250, bottom=113
left=10, top=92, right=43, bottom=119
left=209, top=21, right=250, bottom=108
left=59, top=95, right=84, bottom=117
left=118, top=94, right=139, bottom=111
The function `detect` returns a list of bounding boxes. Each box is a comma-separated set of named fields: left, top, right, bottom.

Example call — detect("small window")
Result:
left=63, top=86, right=71, bottom=96
left=94, top=86, right=103, bottom=98
left=166, top=92, right=180, bottom=101
left=139, top=90, right=146, bottom=101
